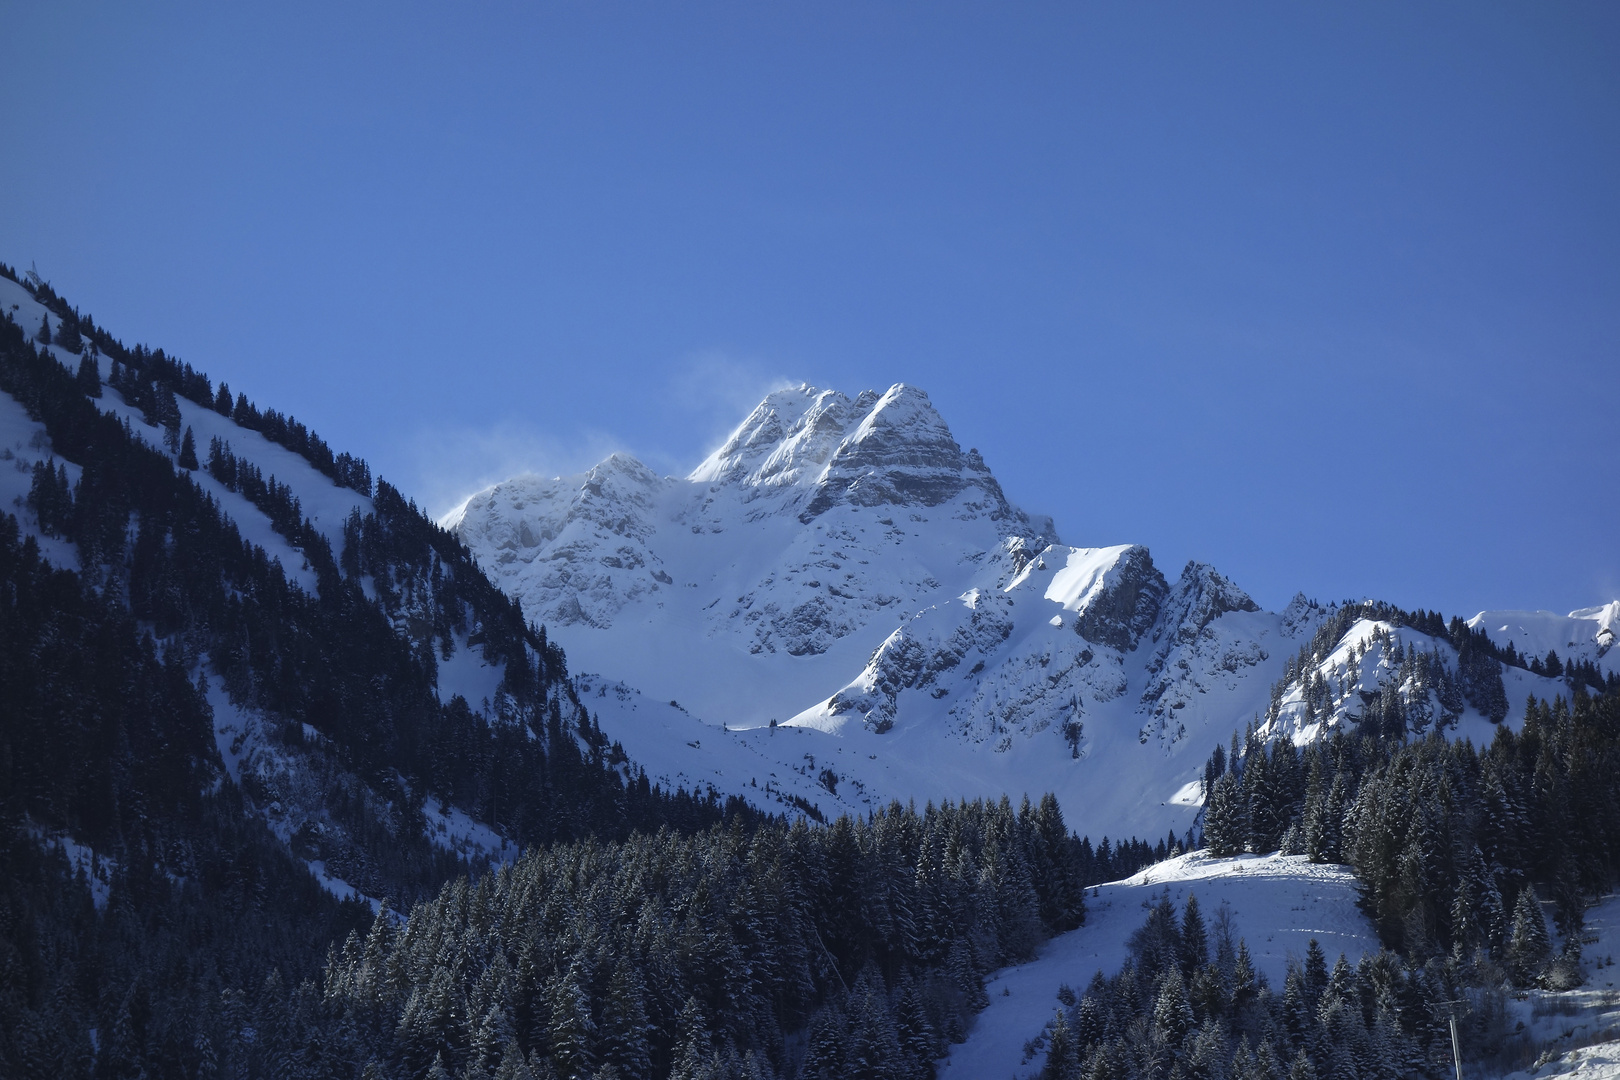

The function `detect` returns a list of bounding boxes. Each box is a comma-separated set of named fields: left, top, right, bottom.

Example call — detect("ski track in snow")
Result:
left=942, top=851, right=1381, bottom=1080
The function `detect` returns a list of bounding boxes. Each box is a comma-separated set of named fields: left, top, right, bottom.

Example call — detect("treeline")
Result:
left=8, top=261, right=373, bottom=495
left=1204, top=689, right=1620, bottom=968
left=1035, top=892, right=1517, bottom=1080
left=0, top=300, right=712, bottom=855
left=1266, top=602, right=1510, bottom=724
left=314, top=795, right=1087, bottom=1080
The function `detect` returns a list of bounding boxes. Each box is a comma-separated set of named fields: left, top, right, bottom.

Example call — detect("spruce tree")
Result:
left=178, top=426, right=199, bottom=470
left=1041, top=1009, right=1080, bottom=1080
left=1508, top=889, right=1551, bottom=984
left=75, top=352, right=101, bottom=397
left=1204, top=772, right=1247, bottom=857
left=1181, top=892, right=1209, bottom=975
left=54, top=317, right=83, bottom=353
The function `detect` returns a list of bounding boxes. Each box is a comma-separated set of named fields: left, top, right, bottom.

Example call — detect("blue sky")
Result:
left=2, top=3, right=1616, bottom=617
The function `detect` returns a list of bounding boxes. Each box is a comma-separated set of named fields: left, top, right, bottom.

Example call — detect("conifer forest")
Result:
left=3, top=261, right=1620, bottom=1080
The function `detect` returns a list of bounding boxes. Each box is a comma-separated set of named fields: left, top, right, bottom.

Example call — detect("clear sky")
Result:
left=2, top=3, right=1616, bottom=618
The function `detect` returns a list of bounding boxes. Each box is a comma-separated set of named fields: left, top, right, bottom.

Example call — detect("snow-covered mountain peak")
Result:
left=688, top=383, right=852, bottom=489
left=447, top=452, right=674, bottom=627
left=687, top=381, right=1042, bottom=534
left=1157, top=561, right=1262, bottom=645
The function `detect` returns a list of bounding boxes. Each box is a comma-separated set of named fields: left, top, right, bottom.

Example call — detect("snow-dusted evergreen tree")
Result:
left=1203, top=772, right=1247, bottom=857
left=1508, top=888, right=1551, bottom=984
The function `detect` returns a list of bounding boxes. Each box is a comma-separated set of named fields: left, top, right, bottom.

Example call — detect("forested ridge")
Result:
left=1031, top=686, right=1620, bottom=1080
left=0, top=270, right=1172, bottom=1079
left=0, top=268, right=747, bottom=1079
left=7, top=264, right=1618, bottom=1080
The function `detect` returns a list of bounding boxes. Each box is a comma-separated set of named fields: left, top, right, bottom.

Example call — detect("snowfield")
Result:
left=941, top=851, right=1382, bottom=1080
left=448, top=379, right=1616, bottom=843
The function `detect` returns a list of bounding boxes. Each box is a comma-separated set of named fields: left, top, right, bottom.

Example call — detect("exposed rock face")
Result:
left=1136, top=562, right=1272, bottom=742
left=450, top=383, right=1048, bottom=648
left=447, top=454, right=672, bottom=627
left=809, top=541, right=1288, bottom=756
left=791, top=385, right=1024, bottom=524
left=829, top=584, right=1017, bottom=733
left=1074, top=546, right=1170, bottom=651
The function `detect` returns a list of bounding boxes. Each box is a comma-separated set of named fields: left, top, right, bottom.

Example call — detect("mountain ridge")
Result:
left=449, top=380, right=1620, bottom=842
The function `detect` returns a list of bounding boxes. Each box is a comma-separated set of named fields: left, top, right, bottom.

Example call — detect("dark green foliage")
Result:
left=1202, top=688, right=1620, bottom=986
left=178, top=424, right=198, bottom=469
left=1259, top=603, right=1521, bottom=733
left=73, top=352, right=100, bottom=397
left=15, top=266, right=375, bottom=497
left=53, top=315, right=83, bottom=353
left=25, top=458, right=73, bottom=537
left=324, top=796, right=1089, bottom=1079
left=0, top=289, right=748, bottom=1078
left=0, top=512, right=375, bottom=1079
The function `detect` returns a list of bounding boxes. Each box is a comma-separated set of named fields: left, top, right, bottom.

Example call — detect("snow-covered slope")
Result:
left=450, top=381, right=1619, bottom=844
left=942, top=850, right=1382, bottom=1080
left=1, top=273, right=543, bottom=900
left=2, top=274, right=371, bottom=588
left=1473, top=604, right=1619, bottom=670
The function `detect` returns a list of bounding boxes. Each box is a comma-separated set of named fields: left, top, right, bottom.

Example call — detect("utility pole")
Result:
left=1438, top=999, right=1467, bottom=1080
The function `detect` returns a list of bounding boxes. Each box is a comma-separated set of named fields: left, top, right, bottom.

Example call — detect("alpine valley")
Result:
left=5, top=265, right=1620, bottom=1080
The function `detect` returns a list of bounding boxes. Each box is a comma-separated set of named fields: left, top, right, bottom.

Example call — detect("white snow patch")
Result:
left=39, top=830, right=117, bottom=911
left=1471, top=604, right=1620, bottom=677
left=943, top=851, right=1381, bottom=1080
left=434, top=632, right=504, bottom=711
left=424, top=799, right=513, bottom=865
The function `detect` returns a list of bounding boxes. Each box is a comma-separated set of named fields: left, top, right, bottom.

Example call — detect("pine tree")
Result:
left=1153, top=966, right=1194, bottom=1048
left=178, top=426, right=199, bottom=470
left=75, top=352, right=101, bottom=398
left=1041, top=1009, right=1080, bottom=1080
left=894, top=980, right=936, bottom=1080
left=54, top=317, right=83, bottom=353
left=847, top=972, right=902, bottom=1080
left=799, top=1005, right=846, bottom=1080
left=1203, top=772, right=1247, bottom=858
left=36, top=314, right=50, bottom=344
left=1303, top=941, right=1328, bottom=1010
left=1508, top=888, right=1551, bottom=984
left=546, top=968, right=596, bottom=1079
left=1181, top=892, right=1209, bottom=975
left=495, top=1040, right=538, bottom=1080
left=599, top=960, right=652, bottom=1080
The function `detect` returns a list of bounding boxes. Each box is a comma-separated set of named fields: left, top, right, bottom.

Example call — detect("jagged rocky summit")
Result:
left=446, top=381, right=1620, bottom=841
